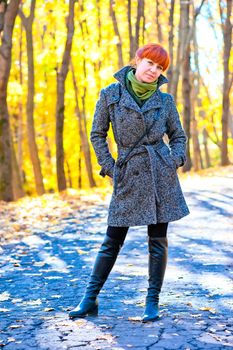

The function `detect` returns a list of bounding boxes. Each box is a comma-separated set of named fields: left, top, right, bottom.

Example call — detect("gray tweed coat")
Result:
left=90, top=66, right=190, bottom=226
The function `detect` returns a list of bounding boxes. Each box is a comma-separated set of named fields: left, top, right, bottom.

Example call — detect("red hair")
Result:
left=135, top=43, right=170, bottom=71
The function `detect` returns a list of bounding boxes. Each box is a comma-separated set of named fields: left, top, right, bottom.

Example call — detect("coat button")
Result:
left=134, top=170, right=139, bottom=176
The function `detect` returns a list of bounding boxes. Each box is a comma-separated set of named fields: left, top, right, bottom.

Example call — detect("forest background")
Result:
left=0, top=0, right=232, bottom=201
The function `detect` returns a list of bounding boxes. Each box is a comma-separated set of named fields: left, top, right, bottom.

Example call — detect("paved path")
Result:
left=0, top=173, right=233, bottom=349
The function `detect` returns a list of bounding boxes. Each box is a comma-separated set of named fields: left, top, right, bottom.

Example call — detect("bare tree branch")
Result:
left=18, top=7, right=26, bottom=25
left=183, top=0, right=207, bottom=55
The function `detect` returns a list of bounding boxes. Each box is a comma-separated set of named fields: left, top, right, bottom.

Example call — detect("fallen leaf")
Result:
left=190, top=314, right=202, bottom=318
left=122, top=300, right=135, bottom=305
left=199, top=307, right=216, bottom=314
left=76, top=249, right=88, bottom=255
left=212, top=335, right=222, bottom=342
left=12, top=224, right=21, bottom=232
left=128, top=316, right=141, bottom=322
left=11, top=298, right=22, bottom=304
left=75, top=319, right=86, bottom=326
left=23, top=299, right=42, bottom=306
left=136, top=301, right=145, bottom=307
left=7, top=338, right=16, bottom=343
left=0, top=308, right=10, bottom=312
left=99, top=324, right=112, bottom=329
left=96, top=334, right=116, bottom=342
left=33, top=262, right=46, bottom=267
left=43, top=308, right=55, bottom=312
left=0, top=292, right=10, bottom=302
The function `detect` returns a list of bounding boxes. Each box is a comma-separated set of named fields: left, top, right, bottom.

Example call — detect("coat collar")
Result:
left=113, top=65, right=169, bottom=112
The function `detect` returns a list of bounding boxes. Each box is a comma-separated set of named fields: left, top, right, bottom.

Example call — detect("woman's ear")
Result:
left=135, top=56, right=141, bottom=65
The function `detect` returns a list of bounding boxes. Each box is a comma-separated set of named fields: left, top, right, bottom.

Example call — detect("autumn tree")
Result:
left=0, top=0, right=21, bottom=201
left=19, top=0, right=45, bottom=195
left=128, top=0, right=145, bottom=59
left=109, top=0, right=124, bottom=68
left=219, top=0, right=232, bottom=165
left=56, top=0, right=76, bottom=192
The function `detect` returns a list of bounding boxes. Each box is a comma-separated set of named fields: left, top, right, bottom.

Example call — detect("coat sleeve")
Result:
left=166, top=94, right=187, bottom=168
left=90, top=88, right=115, bottom=178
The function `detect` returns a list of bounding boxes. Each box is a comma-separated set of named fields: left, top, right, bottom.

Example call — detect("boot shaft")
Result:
left=146, top=236, right=168, bottom=303
left=85, top=235, right=122, bottom=298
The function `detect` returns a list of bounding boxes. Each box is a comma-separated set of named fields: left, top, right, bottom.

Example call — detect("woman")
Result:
left=69, top=43, right=190, bottom=322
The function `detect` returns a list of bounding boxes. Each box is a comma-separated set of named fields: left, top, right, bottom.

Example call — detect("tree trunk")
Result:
left=109, top=0, right=124, bottom=68
left=191, top=74, right=203, bottom=171
left=169, top=5, right=182, bottom=100
left=203, top=128, right=211, bottom=168
left=191, top=13, right=204, bottom=171
left=135, top=0, right=144, bottom=50
left=169, top=0, right=206, bottom=100
left=219, top=0, right=232, bottom=165
left=66, top=160, right=72, bottom=188
left=17, top=21, right=24, bottom=183
left=56, top=0, right=76, bottom=192
left=0, top=0, right=20, bottom=201
left=78, top=144, right=82, bottom=189
left=181, top=1, right=192, bottom=172
left=167, top=0, right=175, bottom=93
left=94, top=0, right=102, bottom=92
left=155, top=0, right=162, bottom=43
left=127, top=0, right=144, bottom=60
left=229, top=112, right=233, bottom=138
left=127, top=0, right=134, bottom=60
left=11, top=136, right=25, bottom=199
left=40, top=25, right=53, bottom=188
left=0, top=1, right=6, bottom=33
left=19, top=0, right=45, bottom=195
left=71, top=61, right=96, bottom=188
left=141, top=0, right=145, bottom=44
left=11, top=23, right=25, bottom=200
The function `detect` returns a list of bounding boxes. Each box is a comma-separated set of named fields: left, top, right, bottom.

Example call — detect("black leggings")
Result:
left=106, top=223, right=168, bottom=246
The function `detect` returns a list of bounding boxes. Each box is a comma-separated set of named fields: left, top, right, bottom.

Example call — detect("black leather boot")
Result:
left=69, top=235, right=122, bottom=318
left=142, top=236, right=168, bottom=322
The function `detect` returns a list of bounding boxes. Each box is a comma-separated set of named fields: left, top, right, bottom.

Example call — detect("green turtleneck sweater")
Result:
left=125, top=68, right=158, bottom=107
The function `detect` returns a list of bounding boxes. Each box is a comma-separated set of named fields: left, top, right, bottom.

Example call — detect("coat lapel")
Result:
left=140, top=90, right=162, bottom=112
left=119, top=88, right=142, bottom=113
left=114, top=66, right=141, bottom=113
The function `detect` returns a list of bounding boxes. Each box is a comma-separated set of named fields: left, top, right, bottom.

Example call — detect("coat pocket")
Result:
left=113, top=161, right=132, bottom=196
left=156, top=145, right=176, bottom=170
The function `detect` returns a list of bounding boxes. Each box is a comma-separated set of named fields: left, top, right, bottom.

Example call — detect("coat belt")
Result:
left=114, top=140, right=166, bottom=202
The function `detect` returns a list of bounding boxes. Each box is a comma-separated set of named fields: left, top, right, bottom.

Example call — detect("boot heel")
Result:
left=88, top=304, right=98, bottom=316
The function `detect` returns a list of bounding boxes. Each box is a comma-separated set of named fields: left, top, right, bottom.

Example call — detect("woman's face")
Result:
left=135, top=57, right=163, bottom=83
